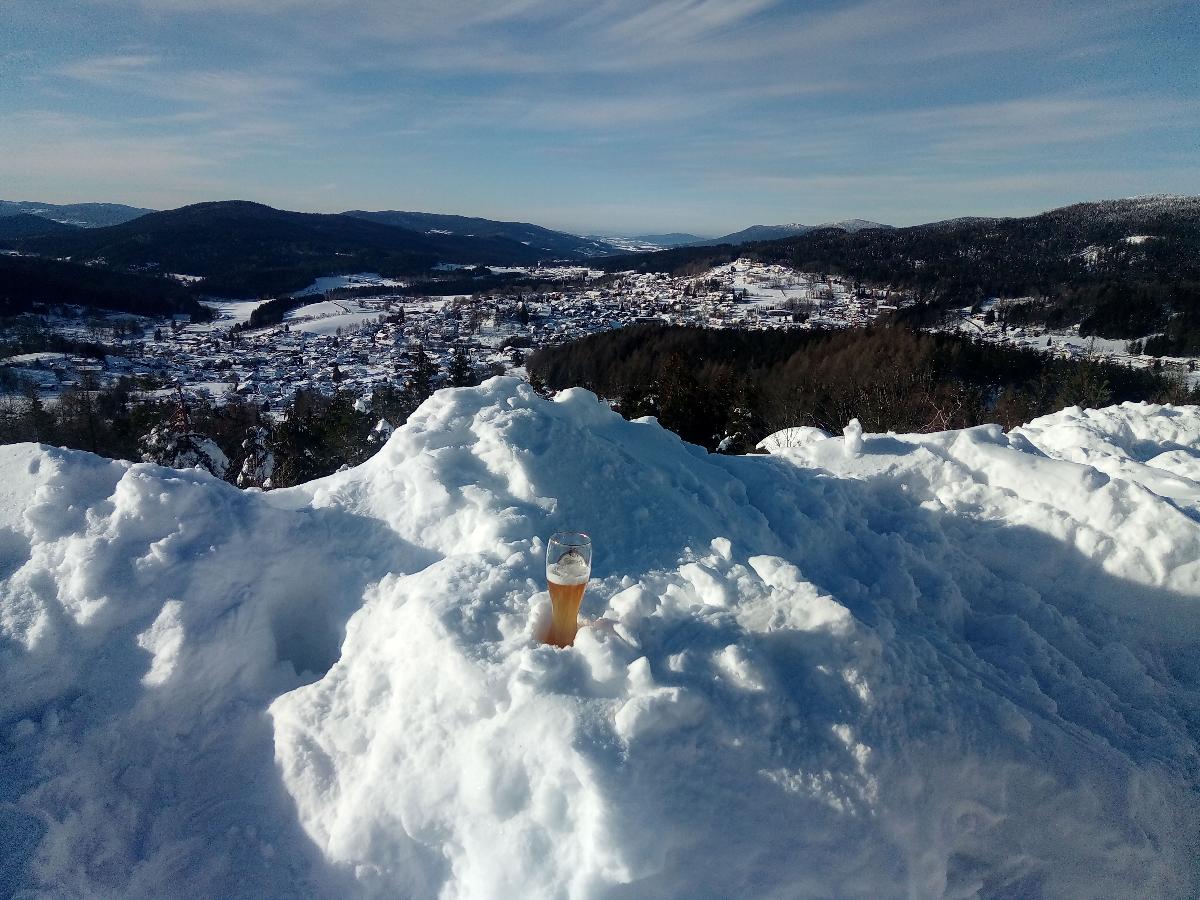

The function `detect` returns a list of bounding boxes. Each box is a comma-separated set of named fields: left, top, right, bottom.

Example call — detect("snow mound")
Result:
left=1012, top=402, right=1200, bottom=512
left=3, top=378, right=1200, bottom=899
left=756, top=425, right=832, bottom=452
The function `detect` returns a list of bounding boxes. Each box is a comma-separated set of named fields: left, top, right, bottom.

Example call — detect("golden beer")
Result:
left=544, top=532, right=592, bottom=647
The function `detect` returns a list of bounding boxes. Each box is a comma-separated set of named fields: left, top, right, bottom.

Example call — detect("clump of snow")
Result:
left=843, top=417, right=864, bottom=457
left=141, top=424, right=230, bottom=479
left=238, top=425, right=275, bottom=489
left=756, top=425, right=831, bottom=453
left=2, top=378, right=1200, bottom=898
left=367, top=418, right=394, bottom=447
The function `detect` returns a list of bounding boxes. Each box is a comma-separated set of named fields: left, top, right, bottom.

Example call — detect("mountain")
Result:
left=693, top=219, right=893, bottom=246
left=595, top=196, right=1200, bottom=346
left=0, top=254, right=210, bottom=319
left=0, top=214, right=81, bottom=240
left=345, top=210, right=619, bottom=258
left=822, top=218, right=894, bottom=232
left=8, top=201, right=564, bottom=296
left=3, top=380, right=1199, bottom=896
left=0, top=200, right=153, bottom=228
left=697, top=223, right=811, bottom=245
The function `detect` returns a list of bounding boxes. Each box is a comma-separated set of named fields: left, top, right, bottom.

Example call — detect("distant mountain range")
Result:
left=7, top=195, right=1199, bottom=341
left=590, top=224, right=892, bottom=251
left=600, top=196, right=1200, bottom=273
left=590, top=233, right=710, bottom=251
left=1, top=196, right=899, bottom=257
left=0, top=200, right=152, bottom=228
left=692, top=219, right=894, bottom=246
left=3, top=200, right=598, bottom=296
left=629, top=232, right=709, bottom=247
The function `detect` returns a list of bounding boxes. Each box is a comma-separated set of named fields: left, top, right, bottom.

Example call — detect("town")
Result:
left=3, top=259, right=1196, bottom=413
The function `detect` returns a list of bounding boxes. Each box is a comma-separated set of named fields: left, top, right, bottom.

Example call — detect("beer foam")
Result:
left=547, top=564, right=590, bottom=586
left=548, top=548, right=590, bottom=585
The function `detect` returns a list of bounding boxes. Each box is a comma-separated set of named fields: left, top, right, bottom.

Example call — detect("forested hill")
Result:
left=689, top=218, right=893, bottom=246
left=0, top=255, right=211, bottom=319
left=593, top=197, right=1200, bottom=350
left=344, top=210, right=619, bottom=258
left=0, top=215, right=81, bottom=240
left=5, top=201, right=561, bottom=297
left=0, top=200, right=152, bottom=228
left=597, top=197, right=1200, bottom=285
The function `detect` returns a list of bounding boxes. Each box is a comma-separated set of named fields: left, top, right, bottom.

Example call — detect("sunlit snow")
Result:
left=2, top=379, right=1199, bottom=898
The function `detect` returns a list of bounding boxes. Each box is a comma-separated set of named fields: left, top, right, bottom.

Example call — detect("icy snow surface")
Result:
left=2, top=380, right=1200, bottom=899
left=756, top=424, right=832, bottom=452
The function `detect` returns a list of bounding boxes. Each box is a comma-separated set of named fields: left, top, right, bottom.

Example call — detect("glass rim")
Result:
left=548, top=531, right=591, bottom=547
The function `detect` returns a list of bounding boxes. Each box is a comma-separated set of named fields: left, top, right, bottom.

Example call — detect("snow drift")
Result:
left=2, top=379, right=1199, bottom=899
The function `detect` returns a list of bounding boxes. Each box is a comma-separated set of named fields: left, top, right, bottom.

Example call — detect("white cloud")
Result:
left=0, top=111, right=218, bottom=203
left=8, top=0, right=1197, bottom=229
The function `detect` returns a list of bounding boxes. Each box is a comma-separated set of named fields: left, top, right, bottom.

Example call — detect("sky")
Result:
left=1, top=0, right=1197, bottom=235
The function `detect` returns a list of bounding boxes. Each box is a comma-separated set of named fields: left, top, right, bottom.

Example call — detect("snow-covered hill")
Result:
left=2, top=380, right=1199, bottom=898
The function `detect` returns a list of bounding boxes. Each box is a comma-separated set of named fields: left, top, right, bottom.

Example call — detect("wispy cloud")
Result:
left=56, top=54, right=306, bottom=116
left=57, top=53, right=162, bottom=80
left=7, top=0, right=1198, bottom=230
left=0, top=110, right=218, bottom=203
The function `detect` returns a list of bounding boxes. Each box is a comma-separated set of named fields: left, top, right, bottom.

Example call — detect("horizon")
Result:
left=6, top=192, right=1198, bottom=241
left=3, top=1, right=1197, bottom=234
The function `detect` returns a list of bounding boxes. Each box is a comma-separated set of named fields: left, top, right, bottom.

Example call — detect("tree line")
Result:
left=526, top=324, right=1192, bottom=453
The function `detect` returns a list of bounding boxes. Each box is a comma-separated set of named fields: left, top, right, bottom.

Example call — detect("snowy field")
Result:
left=284, top=299, right=386, bottom=335
left=288, top=273, right=406, bottom=297
left=196, top=298, right=264, bottom=330
left=2, top=381, right=1199, bottom=898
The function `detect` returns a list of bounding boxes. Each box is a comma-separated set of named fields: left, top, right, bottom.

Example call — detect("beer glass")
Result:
left=544, top=532, right=592, bottom=647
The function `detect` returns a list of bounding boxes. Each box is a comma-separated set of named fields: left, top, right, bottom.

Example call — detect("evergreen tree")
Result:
left=448, top=345, right=478, bottom=387
left=237, top=425, right=275, bottom=488
left=404, top=342, right=438, bottom=408
left=139, top=388, right=229, bottom=478
left=655, top=351, right=703, bottom=442
left=22, top=383, right=52, bottom=443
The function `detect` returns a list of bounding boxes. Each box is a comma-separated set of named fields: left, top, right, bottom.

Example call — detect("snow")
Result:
left=757, top=425, right=832, bottom=452
left=842, top=417, right=864, bottom=456
left=2, top=379, right=1200, bottom=898
left=0, top=352, right=68, bottom=365
left=284, top=299, right=384, bottom=335
left=288, top=273, right=404, bottom=298
left=196, top=298, right=264, bottom=329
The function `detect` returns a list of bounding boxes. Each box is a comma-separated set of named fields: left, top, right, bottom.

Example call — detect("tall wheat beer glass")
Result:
left=545, top=532, right=592, bottom=647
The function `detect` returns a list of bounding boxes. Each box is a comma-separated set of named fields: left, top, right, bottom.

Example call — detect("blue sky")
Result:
left=1, top=0, right=1197, bottom=235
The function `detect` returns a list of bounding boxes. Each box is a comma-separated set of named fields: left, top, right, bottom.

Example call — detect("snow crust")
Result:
left=2, top=379, right=1200, bottom=898
left=756, top=424, right=832, bottom=452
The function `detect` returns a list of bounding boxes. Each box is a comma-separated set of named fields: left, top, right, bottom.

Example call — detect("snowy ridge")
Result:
left=2, top=381, right=1199, bottom=898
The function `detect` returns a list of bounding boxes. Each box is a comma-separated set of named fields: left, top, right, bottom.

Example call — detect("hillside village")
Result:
left=2, top=259, right=1196, bottom=413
